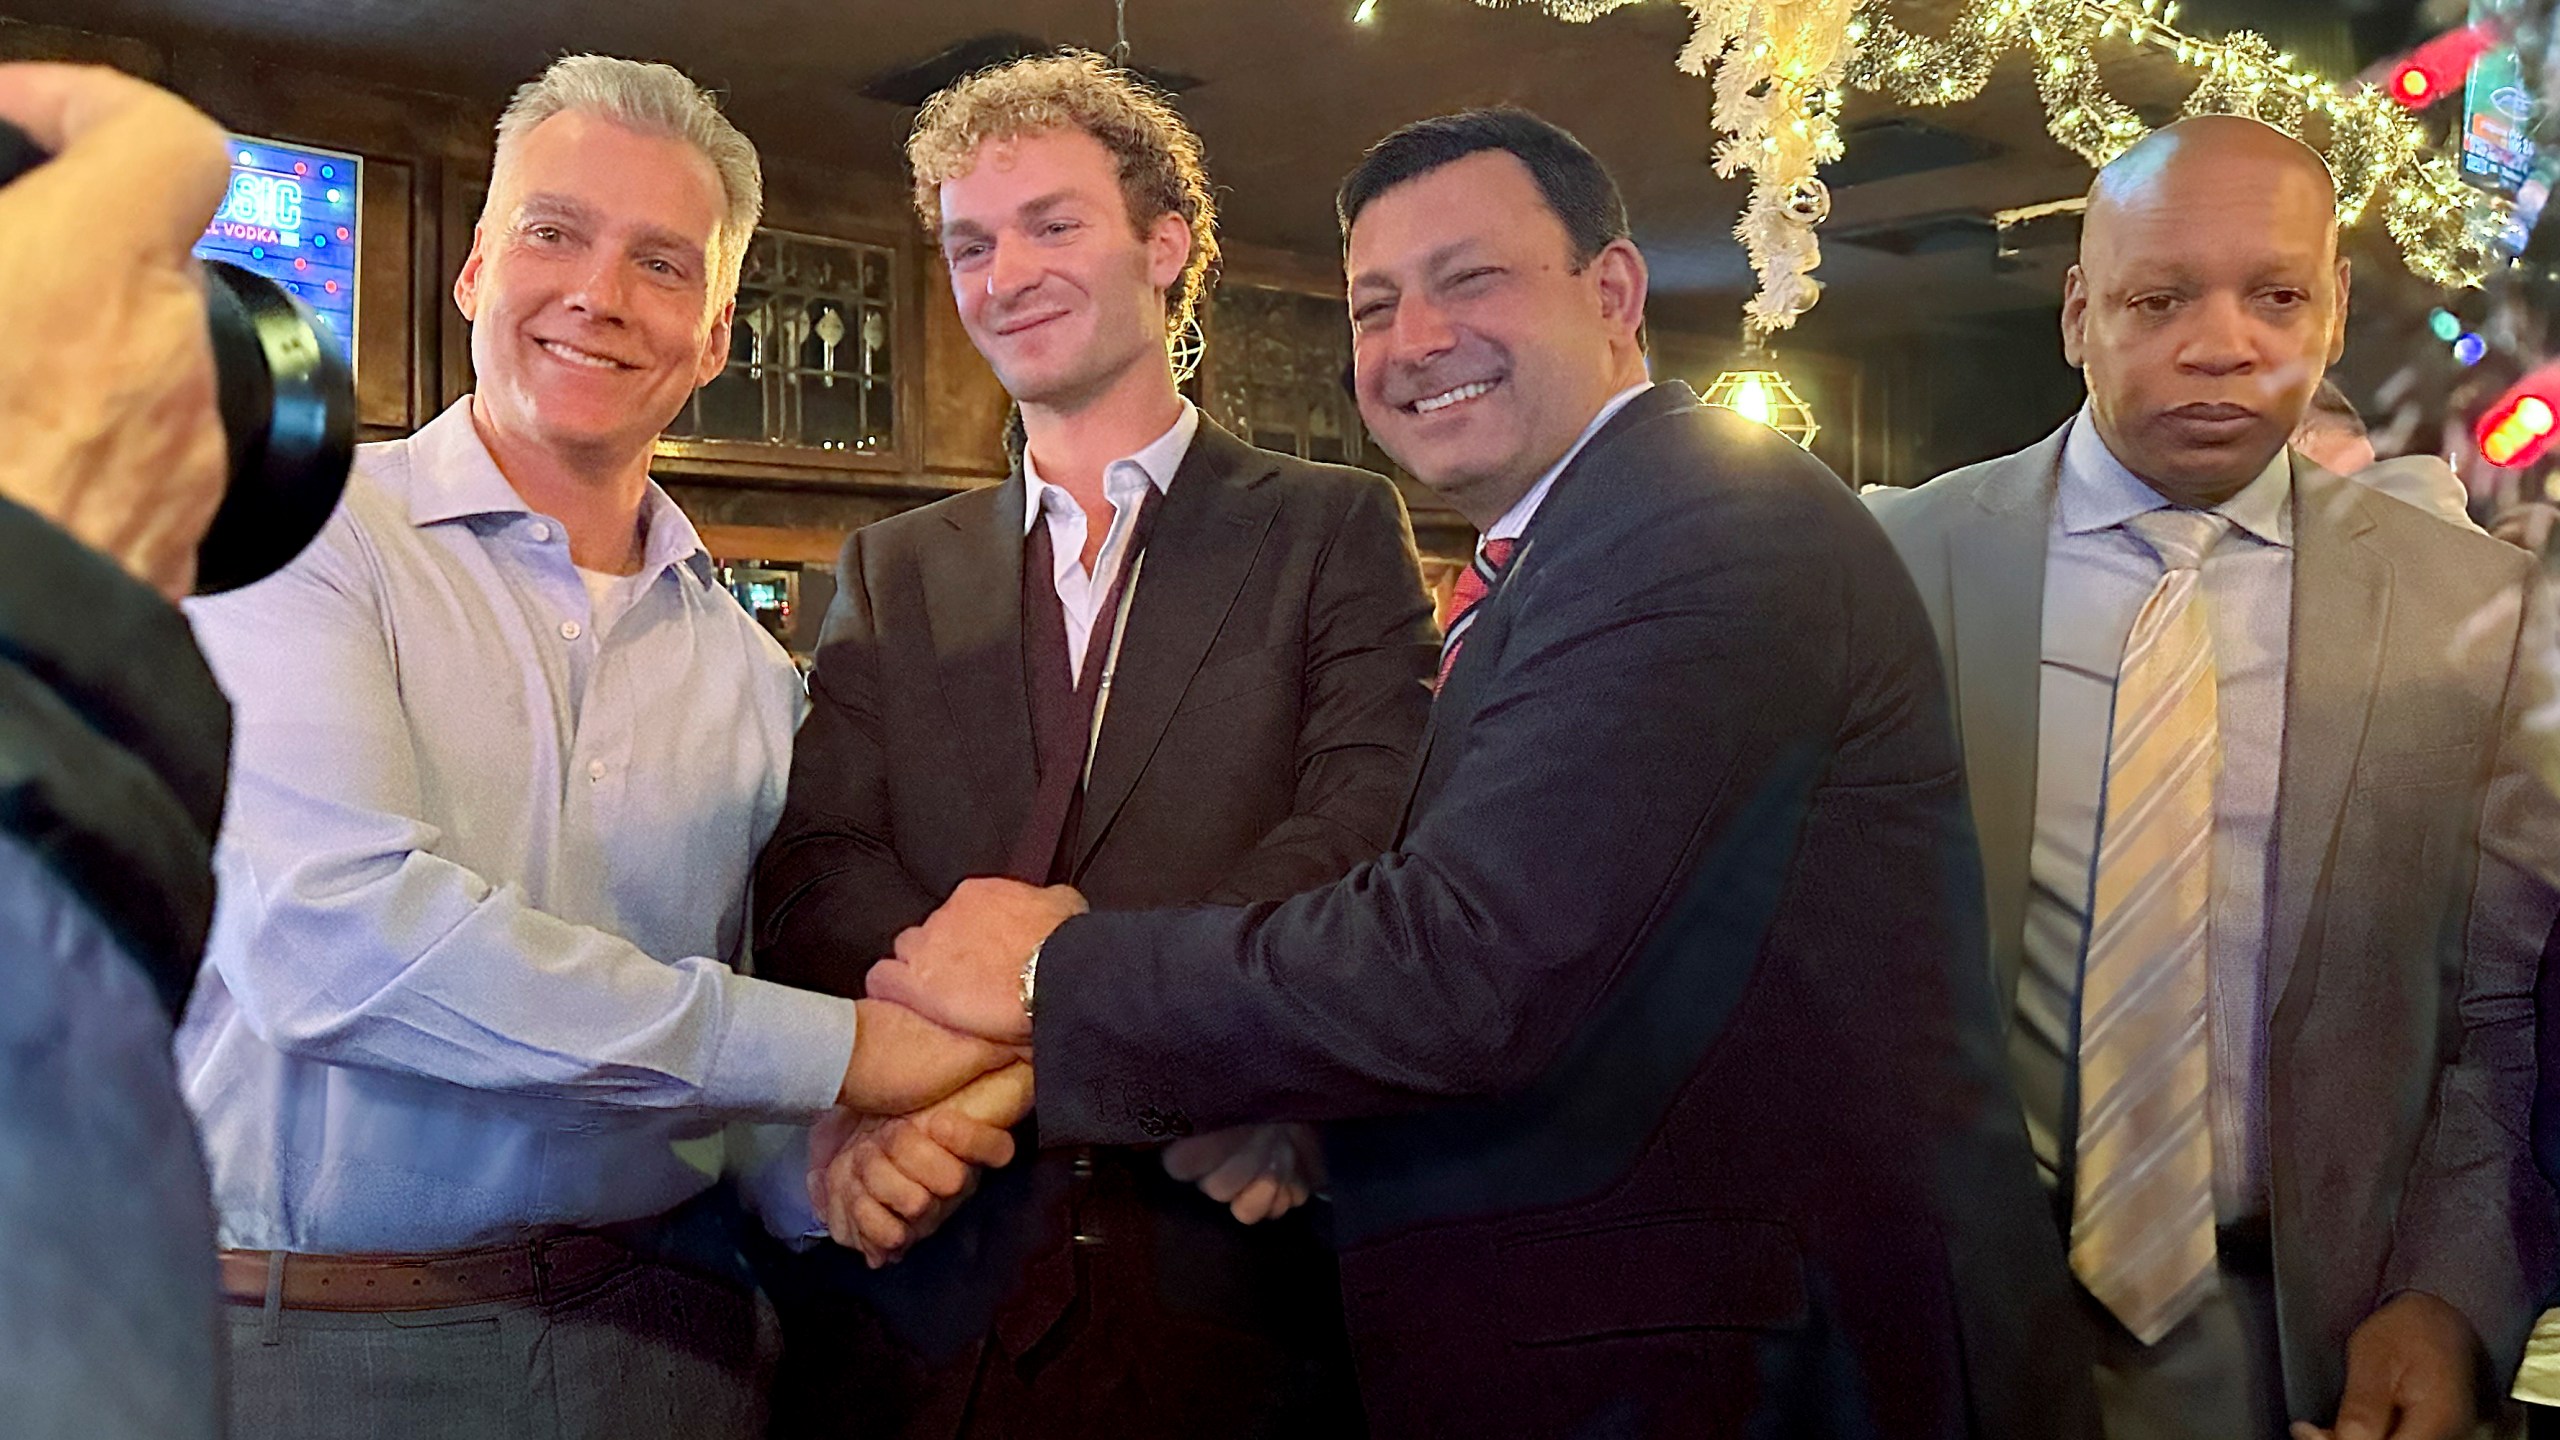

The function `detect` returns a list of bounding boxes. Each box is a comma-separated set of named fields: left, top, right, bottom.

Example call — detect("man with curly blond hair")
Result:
left=753, top=49, right=1436, bottom=1439
left=902, top=48, right=1219, bottom=350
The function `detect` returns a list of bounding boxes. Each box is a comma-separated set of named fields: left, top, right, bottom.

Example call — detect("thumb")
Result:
left=919, top=1108, right=1017, bottom=1170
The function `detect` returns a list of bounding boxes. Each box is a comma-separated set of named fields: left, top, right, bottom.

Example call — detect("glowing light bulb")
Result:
left=1732, top=376, right=1775, bottom=426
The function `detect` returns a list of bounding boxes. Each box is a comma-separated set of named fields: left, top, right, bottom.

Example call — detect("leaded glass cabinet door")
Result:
left=1202, top=283, right=1366, bottom=466
left=664, top=228, right=898, bottom=458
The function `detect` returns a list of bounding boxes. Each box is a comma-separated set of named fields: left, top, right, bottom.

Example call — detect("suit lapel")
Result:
left=1069, top=421, right=1282, bottom=871
left=2268, top=460, right=2389, bottom=1017
left=919, top=475, right=1040, bottom=861
left=1947, top=429, right=2062, bottom=1011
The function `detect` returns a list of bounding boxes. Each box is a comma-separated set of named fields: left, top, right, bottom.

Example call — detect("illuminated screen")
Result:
left=193, top=135, right=360, bottom=370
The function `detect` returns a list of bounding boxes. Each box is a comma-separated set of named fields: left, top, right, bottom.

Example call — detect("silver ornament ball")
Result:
left=1783, top=177, right=1832, bottom=224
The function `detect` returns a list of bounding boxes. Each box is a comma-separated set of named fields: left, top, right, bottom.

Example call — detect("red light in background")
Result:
left=2384, top=24, right=2496, bottom=110
left=2477, top=364, right=2560, bottom=467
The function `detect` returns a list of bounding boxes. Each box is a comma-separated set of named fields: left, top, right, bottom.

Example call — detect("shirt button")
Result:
left=529, top=522, right=551, bottom=543
left=559, top=620, right=582, bottom=641
left=587, top=760, right=607, bottom=782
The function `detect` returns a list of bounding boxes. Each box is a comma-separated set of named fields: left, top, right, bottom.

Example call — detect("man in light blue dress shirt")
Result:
left=179, top=56, right=1013, bottom=1440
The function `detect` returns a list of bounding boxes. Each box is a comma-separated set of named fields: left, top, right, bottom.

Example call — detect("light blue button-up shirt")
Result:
left=178, top=399, right=858, bottom=1254
left=2018, top=410, right=2291, bottom=1224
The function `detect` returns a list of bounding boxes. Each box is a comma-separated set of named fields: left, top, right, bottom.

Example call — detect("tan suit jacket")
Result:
left=1867, top=424, right=2560, bottom=1423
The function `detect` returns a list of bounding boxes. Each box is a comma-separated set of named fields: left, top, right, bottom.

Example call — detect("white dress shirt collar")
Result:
left=404, top=398, right=715, bottom=588
left=2060, top=405, right=2292, bottom=550
left=1483, top=381, right=1655, bottom=543
left=1021, top=398, right=1200, bottom=537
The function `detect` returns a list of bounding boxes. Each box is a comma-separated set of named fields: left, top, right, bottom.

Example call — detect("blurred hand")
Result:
left=0, top=64, right=229, bottom=598
left=866, top=877, right=1087, bottom=1045
left=1163, top=1123, right=1324, bottom=1225
left=837, top=997, right=1017, bottom=1115
left=2289, top=1291, right=2481, bottom=1440
left=809, top=1061, right=1033, bottom=1266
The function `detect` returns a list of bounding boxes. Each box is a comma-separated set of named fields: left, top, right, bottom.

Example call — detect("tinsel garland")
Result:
left=1472, top=0, right=2504, bottom=325
left=1469, top=0, right=1856, bottom=334
left=1679, top=0, right=1860, bottom=335
left=1847, top=0, right=2501, bottom=288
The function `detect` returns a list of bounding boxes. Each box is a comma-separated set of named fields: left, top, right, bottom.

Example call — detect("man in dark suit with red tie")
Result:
left=750, top=50, right=1437, bottom=1440
left=865, top=108, right=2098, bottom=1439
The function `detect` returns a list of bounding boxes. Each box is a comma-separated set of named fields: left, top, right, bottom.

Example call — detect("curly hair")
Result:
left=907, top=49, right=1219, bottom=336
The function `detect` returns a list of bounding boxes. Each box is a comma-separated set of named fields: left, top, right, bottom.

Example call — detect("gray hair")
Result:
left=490, top=54, right=763, bottom=301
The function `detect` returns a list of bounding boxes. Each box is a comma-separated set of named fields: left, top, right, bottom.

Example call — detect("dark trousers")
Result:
left=2076, top=1220, right=2289, bottom=1440
left=761, top=1146, right=1363, bottom=1440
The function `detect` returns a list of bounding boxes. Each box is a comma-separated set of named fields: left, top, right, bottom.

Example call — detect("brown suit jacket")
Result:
left=1867, top=426, right=2560, bottom=1421
left=753, top=416, right=1437, bottom=1438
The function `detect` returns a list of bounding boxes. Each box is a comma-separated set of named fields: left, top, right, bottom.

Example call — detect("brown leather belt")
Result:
left=216, top=1233, right=632, bottom=1313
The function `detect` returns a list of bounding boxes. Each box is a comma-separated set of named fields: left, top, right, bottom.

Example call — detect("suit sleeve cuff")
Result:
left=704, top=972, right=856, bottom=1121
left=1033, top=911, right=1199, bottom=1146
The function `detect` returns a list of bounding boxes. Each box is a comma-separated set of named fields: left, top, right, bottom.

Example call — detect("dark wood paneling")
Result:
left=0, top=16, right=165, bottom=74
left=1221, top=238, right=1345, bottom=299
left=920, top=253, right=1012, bottom=479
left=436, top=163, right=482, bottom=414
left=354, top=156, right=412, bottom=431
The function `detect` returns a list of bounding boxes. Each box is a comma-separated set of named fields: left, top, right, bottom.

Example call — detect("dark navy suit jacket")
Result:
left=1035, top=384, right=2100, bottom=1439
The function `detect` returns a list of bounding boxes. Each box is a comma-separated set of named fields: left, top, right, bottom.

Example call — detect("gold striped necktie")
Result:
left=2072, top=505, right=2227, bottom=1346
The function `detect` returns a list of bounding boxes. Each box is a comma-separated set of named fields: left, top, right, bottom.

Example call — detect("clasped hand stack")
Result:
left=812, top=878, right=1319, bottom=1266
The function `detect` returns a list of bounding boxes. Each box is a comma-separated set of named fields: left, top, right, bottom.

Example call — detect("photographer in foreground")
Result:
left=0, top=62, right=235, bottom=1440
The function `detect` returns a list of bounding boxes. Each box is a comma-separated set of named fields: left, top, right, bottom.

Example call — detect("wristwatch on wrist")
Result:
left=1019, top=939, right=1043, bottom=1021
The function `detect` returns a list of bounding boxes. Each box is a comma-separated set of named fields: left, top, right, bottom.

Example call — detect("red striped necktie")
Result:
left=1435, top=536, right=1518, bottom=691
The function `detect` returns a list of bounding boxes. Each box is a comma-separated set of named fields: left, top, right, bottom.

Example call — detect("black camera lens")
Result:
left=194, top=260, right=354, bottom=594
left=0, top=118, right=352, bottom=595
